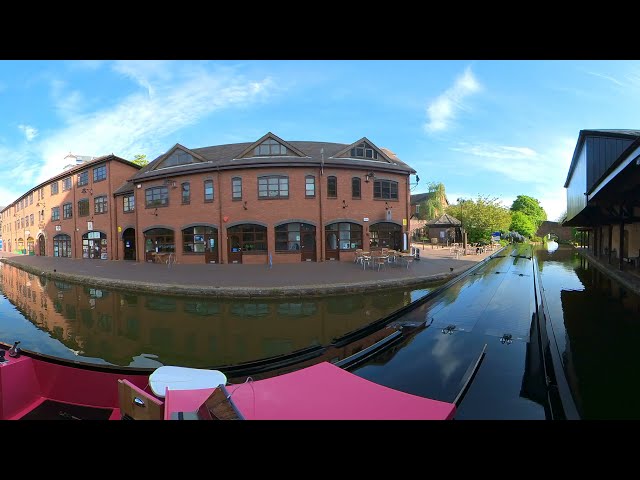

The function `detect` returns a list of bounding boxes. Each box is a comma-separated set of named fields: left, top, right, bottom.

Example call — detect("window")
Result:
left=370, top=222, right=402, bottom=250
left=325, top=222, right=363, bottom=250
left=53, top=234, right=72, bottom=258
left=30, top=213, right=34, bottom=226
left=258, top=176, right=288, bottom=199
left=227, top=224, right=267, bottom=252
left=204, top=179, right=214, bottom=202
left=327, top=176, right=337, bottom=198
left=352, top=177, right=361, bottom=199
left=77, top=199, right=89, bottom=217
left=158, top=150, right=196, bottom=168
left=145, top=186, right=169, bottom=208
left=29, top=193, right=33, bottom=205
left=51, top=182, right=59, bottom=195
left=123, top=194, right=134, bottom=213
left=350, top=142, right=378, bottom=159
left=182, top=226, right=216, bottom=254
left=275, top=223, right=314, bottom=251
left=254, top=138, right=287, bottom=156
left=181, top=182, right=190, bottom=204
left=77, top=170, right=89, bottom=186
left=62, top=177, right=72, bottom=191
left=93, top=165, right=107, bottom=182
left=305, top=176, right=315, bottom=198
left=373, top=179, right=398, bottom=200
left=63, top=203, right=73, bottom=219
left=232, top=177, right=242, bottom=200
left=94, top=196, right=108, bottom=214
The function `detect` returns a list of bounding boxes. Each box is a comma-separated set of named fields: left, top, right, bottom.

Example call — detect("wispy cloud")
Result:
left=449, top=138, right=575, bottom=221
left=586, top=70, right=625, bottom=87
left=18, top=124, right=38, bottom=141
left=424, top=66, right=481, bottom=133
left=33, top=61, right=277, bottom=185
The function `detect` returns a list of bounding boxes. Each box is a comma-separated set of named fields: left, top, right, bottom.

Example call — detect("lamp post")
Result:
left=457, top=198, right=467, bottom=254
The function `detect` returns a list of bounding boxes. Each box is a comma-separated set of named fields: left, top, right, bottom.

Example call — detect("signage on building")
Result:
left=363, top=217, right=369, bottom=222
left=402, top=218, right=407, bottom=226
left=117, top=226, right=122, bottom=233
left=55, top=225, right=61, bottom=231
left=87, top=221, right=93, bottom=231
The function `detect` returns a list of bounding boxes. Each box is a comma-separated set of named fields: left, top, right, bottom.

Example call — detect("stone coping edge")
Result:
left=1, top=257, right=460, bottom=299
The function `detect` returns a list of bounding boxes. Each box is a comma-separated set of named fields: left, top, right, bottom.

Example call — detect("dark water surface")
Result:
left=0, top=261, right=436, bottom=369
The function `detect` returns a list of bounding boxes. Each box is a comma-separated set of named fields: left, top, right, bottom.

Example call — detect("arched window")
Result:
left=144, top=228, right=175, bottom=262
left=327, top=176, right=337, bottom=198
left=352, top=177, right=361, bottom=199
left=53, top=234, right=72, bottom=257
left=370, top=222, right=402, bottom=250
left=182, top=226, right=217, bottom=253
left=227, top=224, right=267, bottom=252
left=325, top=222, right=362, bottom=250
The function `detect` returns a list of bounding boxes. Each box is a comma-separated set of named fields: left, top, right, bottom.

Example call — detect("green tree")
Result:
left=510, top=195, right=547, bottom=230
left=417, top=181, right=447, bottom=220
left=132, top=154, right=149, bottom=166
left=509, top=210, right=537, bottom=238
left=446, top=195, right=511, bottom=243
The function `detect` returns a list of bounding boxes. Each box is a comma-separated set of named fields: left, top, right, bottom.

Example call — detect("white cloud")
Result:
left=586, top=70, right=625, bottom=87
left=18, top=124, right=38, bottom=141
left=425, top=66, right=481, bottom=133
left=33, top=62, right=277, bottom=184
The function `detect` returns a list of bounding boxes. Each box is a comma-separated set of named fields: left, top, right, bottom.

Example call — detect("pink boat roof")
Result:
left=226, top=361, right=456, bottom=420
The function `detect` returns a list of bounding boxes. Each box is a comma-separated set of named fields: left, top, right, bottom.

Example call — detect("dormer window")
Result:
left=159, top=150, right=196, bottom=169
left=254, top=138, right=287, bottom=156
left=350, top=142, right=378, bottom=160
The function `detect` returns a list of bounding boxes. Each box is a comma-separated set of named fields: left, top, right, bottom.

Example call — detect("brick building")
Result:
left=2, top=132, right=416, bottom=265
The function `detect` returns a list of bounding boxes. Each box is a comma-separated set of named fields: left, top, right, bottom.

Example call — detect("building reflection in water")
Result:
left=0, top=262, right=434, bottom=369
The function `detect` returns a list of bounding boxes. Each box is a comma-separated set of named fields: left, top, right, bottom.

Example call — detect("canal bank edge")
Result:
left=0, top=254, right=497, bottom=298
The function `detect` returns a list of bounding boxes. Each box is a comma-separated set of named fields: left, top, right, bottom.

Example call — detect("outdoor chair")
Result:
left=376, top=255, right=387, bottom=271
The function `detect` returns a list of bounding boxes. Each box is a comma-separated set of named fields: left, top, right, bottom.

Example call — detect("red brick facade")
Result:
left=2, top=134, right=416, bottom=265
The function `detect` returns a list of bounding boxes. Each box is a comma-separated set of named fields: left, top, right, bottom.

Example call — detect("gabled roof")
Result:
left=332, top=137, right=392, bottom=162
left=235, top=132, right=308, bottom=159
left=426, top=214, right=461, bottom=226
left=564, top=129, right=640, bottom=187
left=137, top=143, right=208, bottom=176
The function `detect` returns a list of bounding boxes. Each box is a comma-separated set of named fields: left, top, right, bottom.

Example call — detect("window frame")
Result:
left=327, top=176, right=337, bottom=198
left=181, top=182, right=191, bottom=205
left=63, top=202, right=73, bottom=219
left=77, top=199, right=89, bottom=217
left=93, top=165, right=107, bottom=182
left=352, top=177, right=361, bottom=200
left=232, top=177, right=242, bottom=201
left=51, top=207, right=60, bottom=221
left=258, top=175, right=289, bottom=199
left=94, top=195, right=108, bottom=214
left=123, top=194, right=135, bottom=213
left=305, top=175, right=315, bottom=198
left=204, top=179, right=214, bottom=203
left=373, top=179, right=399, bottom=201
left=77, top=170, right=89, bottom=187
left=62, top=177, right=72, bottom=191
left=145, top=186, right=169, bottom=208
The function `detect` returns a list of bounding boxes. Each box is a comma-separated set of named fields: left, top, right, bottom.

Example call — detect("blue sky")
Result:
left=1, top=59, right=639, bottom=221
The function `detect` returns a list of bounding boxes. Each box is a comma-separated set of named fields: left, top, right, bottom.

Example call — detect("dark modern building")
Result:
left=563, top=129, right=640, bottom=270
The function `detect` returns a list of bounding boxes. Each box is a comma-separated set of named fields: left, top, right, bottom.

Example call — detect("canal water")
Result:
left=0, top=260, right=438, bottom=369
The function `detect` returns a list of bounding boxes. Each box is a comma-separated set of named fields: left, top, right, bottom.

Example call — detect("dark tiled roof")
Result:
left=411, top=192, right=434, bottom=205
left=426, top=214, right=461, bottom=226
left=131, top=139, right=416, bottom=182
left=114, top=180, right=135, bottom=196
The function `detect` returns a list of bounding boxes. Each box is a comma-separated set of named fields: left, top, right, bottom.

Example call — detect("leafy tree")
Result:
left=446, top=195, right=511, bottom=243
left=510, top=195, right=547, bottom=230
left=416, top=181, right=447, bottom=220
left=132, top=154, right=149, bottom=166
left=510, top=210, right=536, bottom=238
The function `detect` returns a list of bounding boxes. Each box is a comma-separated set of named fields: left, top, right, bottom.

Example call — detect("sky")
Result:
left=1, top=59, right=639, bottom=221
